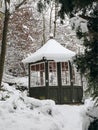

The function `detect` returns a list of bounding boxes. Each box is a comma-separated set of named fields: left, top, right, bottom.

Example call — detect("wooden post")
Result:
left=45, top=61, right=49, bottom=98
left=28, top=63, right=31, bottom=96
left=57, top=62, right=61, bottom=103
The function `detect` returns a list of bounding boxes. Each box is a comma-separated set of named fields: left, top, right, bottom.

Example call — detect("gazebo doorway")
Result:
left=23, top=38, right=83, bottom=104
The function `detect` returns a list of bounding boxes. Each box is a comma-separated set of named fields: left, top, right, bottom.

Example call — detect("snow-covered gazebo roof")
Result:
left=22, top=39, right=76, bottom=63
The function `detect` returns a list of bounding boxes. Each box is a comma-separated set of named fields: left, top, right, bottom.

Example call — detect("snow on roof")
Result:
left=22, top=39, right=76, bottom=63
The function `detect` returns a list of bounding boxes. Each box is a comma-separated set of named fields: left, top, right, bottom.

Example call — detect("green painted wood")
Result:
left=57, top=62, right=61, bottom=103
left=48, top=87, right=59, bottom=103
left=29, top=60, right=83, bottom=104
left=45, top=61, right=49, bottom=98
left=29, top=87, right=47, bottom=100
left=28, top=64, right=31, bottom=96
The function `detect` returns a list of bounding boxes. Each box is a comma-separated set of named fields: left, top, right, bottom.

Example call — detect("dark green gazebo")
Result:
left=22, top=38, right=83, bottom=104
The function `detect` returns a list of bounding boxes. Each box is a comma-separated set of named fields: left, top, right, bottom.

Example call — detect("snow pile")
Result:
left=0, top=83, right=98, bottom=130
left=3, top=74, right=28, bottom=89
left=85, top=98, right=98, bottom=119
left=0, top=82, right=55, bottom=109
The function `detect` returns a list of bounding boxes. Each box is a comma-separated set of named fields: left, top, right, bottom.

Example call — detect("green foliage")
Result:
left=74, top=7, right=98, bottom=97
left=76, top=26, right=86, bottom=39
left=37, top=0, right=44, bottom=13
left=58, top=0, right=74, bottom=18
left=37, top=0, right=50, bottom=13
left=58, top=0, right=98, bottom=98
left=74, top=38, right=98, bottom=97
left=58, top=0, right=98, bottom=18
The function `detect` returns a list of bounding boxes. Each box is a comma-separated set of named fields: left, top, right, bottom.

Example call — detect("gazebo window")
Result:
left=61, top=62, right=70, bottom=85
left=49, top=61, right=58, bottom=86
left=72, top=66, right=82, bottom=86
left=30, top=62, right=45, bottom=87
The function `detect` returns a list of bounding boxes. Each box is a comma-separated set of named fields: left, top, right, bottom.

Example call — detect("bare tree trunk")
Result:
left=0, top=3, right=10, bottom=87
left=42, top=13, right=46, bottom=45
left=54, top=2, right=56, bottom=37
left=49, top=3, right=53, bottom=34
left=54, top=0, right=58, bottom=37
left=0, top=0, right=27, bottom=88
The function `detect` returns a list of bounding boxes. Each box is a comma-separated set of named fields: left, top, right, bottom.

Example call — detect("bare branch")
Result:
left=15, top=0, right=27, bottom=10
left=79, top=14, right=98, bottom=20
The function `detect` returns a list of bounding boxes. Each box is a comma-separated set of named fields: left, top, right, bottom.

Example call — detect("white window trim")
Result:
left=30, top=62, right=46, bottom=87
left=48, top=61, right=58, bottom=86
left=72, top=65, right=82, bottom=86
left=61, top=62, right=70, bottom=86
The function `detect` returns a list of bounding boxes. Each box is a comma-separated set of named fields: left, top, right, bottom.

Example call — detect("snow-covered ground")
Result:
left=0, top=81, right=98, bottom=130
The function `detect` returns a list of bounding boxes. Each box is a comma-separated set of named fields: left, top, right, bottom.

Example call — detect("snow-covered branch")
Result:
left=0, top=0, right=27, bottom=14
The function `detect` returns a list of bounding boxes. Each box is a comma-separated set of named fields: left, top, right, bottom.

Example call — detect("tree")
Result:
left=37, top=0, right=48, bottom=44
left=37, top=0, right=60, bottom=39
left=0, top=0, right=27, bottom=88
left=6, top=3, right=42, bottom=76
left=58, top=0, right=98, bottom=98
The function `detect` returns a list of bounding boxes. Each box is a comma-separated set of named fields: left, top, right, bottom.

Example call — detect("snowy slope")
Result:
left=0, top=82, right=97, bottom=130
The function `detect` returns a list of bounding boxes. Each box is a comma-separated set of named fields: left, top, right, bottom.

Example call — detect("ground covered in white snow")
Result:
left=0, top=82, right=98, bottom=130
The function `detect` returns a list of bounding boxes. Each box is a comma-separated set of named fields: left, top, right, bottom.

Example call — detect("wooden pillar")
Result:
left=57, top=62, right=61, bottom=104
left=45, top=61, right=49, bottom=98
left=28, top=63, right=31, bottom=96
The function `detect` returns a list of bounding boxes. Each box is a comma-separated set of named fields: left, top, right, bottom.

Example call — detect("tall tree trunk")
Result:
left=0, top=3, right=10, bottom=87
left=42, top=13, right=46, bottom=45
left=49, top=3, right=53, bottom=34
left=0, top=0, right=26, bottom=88
left=54, top=0, right=58, bottom=37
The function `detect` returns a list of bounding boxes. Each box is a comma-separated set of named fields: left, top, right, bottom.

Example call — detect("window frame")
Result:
left=72, top=65, right=82, bottom=86
left=48, top=61, right=58, bottom=86
left=30, top=62, right=45, bottom=87
left=61, top=62, right=70, bottom=86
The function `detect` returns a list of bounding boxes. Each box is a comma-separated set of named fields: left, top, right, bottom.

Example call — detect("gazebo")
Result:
left=22, top=38, right=83, bottom=104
